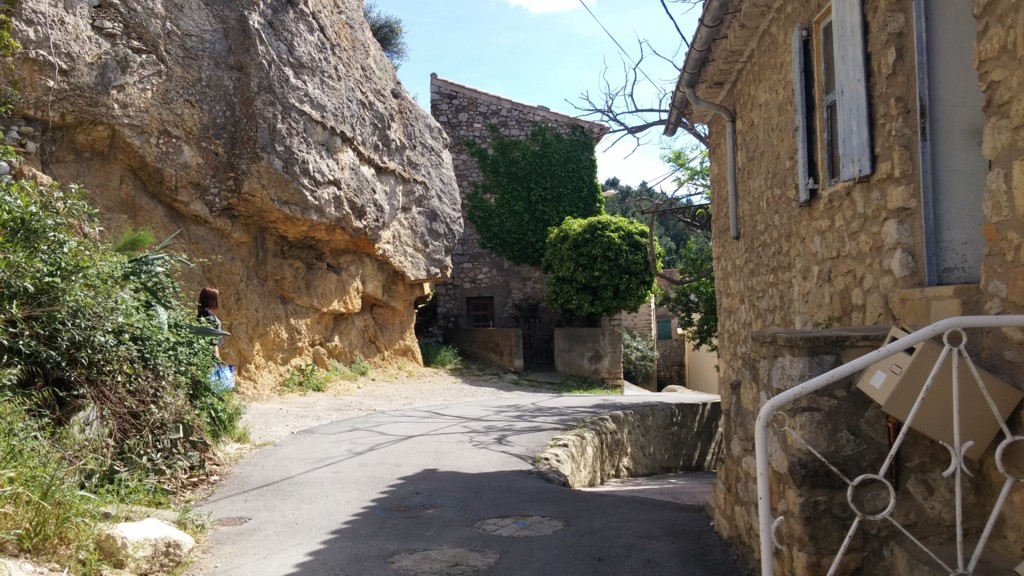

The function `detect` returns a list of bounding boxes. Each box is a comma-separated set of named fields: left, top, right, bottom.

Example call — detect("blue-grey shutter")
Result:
left=657, top=318, right=673, bottom=340
left=793, top=25, right=812, bottom=204
left=833, top=0, right=873, bottom=180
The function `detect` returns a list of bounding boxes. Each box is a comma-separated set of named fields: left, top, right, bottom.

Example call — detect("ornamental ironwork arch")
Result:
left=641, top=202, right=711, bottom=233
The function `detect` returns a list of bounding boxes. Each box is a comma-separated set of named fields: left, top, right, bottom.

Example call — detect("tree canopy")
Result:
left=542, top=214, right=659, bottom=324
left=364, top=2, right=408, bottom=68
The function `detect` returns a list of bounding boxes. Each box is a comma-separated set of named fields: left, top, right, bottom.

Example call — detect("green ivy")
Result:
left=466, top=125, right=604, bottom=266
left=0, top=0, right=20, bottom=57
left=542, top=214, right=660, bottom=325
left=658, top=237, right=717, bottom=351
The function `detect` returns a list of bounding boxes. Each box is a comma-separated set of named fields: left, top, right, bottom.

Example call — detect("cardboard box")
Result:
left=856, top=327, right=1023, bottom=460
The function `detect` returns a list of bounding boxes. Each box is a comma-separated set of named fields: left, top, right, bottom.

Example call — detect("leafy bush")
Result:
left=622, top=328, right=658, bottom=385
left=364, top=2, right=408, bottom=67
left=420, top=343, right=461, bottom=369
left=281, top=364, right=329, bottom=392
left=0, top=179, right=239, bottom=487
left=542, top=214, right=660, bottom=324
left=658, top=237, right=718, bottom=351
left=281, top=359, right=372, bottom=392
left=348, top=357, right=371, bottom=377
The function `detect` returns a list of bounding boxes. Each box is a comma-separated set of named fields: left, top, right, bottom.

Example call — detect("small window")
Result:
left=657, top=319, right=673, bottom=340
left=466, top=296, right=495, bottom=328
left=802, top=1, right=872, bottom=190
left=793, top=25, right=820, bottom=204
left=819, top=15, right=841, bottom=186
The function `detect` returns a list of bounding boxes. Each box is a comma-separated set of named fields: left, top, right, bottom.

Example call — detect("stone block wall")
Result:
left=696, top=0, right=1024, bottom=571
left=554, top=327, right=623, bottom=381
left=444, top=327, right=523, bottom=372
left=429, top=75, right=606, bottom=332
left=657, top=328, right=687, bottom=390
left=702, top=2, right=924, bottom=563
left=619, top=296, right=656, bottom=339
left=972, top=0, right=1024, bottom=558
left=535, top=401, right=723, bottom=488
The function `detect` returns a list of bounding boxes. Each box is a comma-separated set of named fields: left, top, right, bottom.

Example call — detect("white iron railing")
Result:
left=754, top=316, right=1024, bottom=576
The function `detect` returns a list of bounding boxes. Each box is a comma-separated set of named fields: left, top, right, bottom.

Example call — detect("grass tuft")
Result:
left=420, top=343, right=462, bottom=369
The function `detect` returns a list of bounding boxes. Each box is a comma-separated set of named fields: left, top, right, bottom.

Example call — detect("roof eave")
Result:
left=664, top=0, right=735, bottom=137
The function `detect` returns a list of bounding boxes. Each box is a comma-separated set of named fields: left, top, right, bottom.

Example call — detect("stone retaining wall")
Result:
left=535, top=401, right=722, bottom=488
left=445, top=327, right=523, bottom=372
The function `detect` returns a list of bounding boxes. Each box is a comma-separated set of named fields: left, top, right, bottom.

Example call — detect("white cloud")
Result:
left=503, top=0, right=593, bottom=14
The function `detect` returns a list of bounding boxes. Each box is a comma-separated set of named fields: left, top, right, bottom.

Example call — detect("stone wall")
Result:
left=445, top=328, right=523, bottom=372
left=972, top=0, right=1024, bottom=558
left=535, top=401, right=723, bottom=488
left=619, top=296, right=656, bottom=339
left=703, top=1, right=924, bottom=562
left=429, top=76, right=606, bottom=333
left=695, top=0, right=1024, bottom=571
left=657, top=326, right=687, bottom=390
left=553, top=327, right=623, bottom=381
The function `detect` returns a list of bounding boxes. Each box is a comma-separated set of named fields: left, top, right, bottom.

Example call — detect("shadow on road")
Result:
left=283, top=467, right=743, bottom=576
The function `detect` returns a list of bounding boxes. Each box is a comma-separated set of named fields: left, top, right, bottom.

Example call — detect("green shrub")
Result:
left=420, top=343, right=462, bottom=369
left=0, top=179, right=241, bottom=488
left=281, top=364, right=329, bottom=392
left=622, top=328, right=658, bottom=385
left=348, top=357, right=371, bottom=377
left=542, top=214, right=660, bottom=324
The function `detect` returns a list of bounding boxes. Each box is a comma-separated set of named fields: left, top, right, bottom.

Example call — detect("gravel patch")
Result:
left=239, top=365, right=541, bottom=445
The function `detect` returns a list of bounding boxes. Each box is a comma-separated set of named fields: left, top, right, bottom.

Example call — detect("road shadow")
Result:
left=282, top=467, right=745, bottom=576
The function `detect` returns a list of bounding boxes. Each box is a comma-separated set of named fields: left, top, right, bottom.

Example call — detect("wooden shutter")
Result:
left=833, top=0, right=873, bottom=180
left=793, top=25, right=812, bottom=204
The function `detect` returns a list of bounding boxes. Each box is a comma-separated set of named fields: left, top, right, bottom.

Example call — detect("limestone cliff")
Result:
left=2, top=0, right=462, bottom=391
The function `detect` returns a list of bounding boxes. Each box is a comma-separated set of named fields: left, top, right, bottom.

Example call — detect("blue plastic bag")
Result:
left=210, top=364, right=236, bottom=393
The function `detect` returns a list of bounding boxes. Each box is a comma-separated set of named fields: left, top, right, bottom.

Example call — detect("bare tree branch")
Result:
left=572, top=1, right=708, bottom=150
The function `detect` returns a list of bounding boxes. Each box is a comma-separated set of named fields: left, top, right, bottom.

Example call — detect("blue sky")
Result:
left=374, top=0, right=702, bottom=189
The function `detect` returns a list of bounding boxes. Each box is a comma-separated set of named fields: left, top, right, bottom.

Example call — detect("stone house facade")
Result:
left=666, top=0, right=1024, bottom=574
left=429, top=75, right=608, bottom=368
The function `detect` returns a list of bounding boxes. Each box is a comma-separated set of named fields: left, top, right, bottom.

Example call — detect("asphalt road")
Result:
left=197, top=394, right=745, bottom=576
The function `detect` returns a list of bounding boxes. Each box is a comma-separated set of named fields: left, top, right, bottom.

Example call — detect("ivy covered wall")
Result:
left=429, top=75, right=607, bottom=334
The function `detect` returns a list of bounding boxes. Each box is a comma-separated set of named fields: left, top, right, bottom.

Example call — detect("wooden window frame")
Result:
left=466, top=296, right=495, bottom=328
left=806, top=0, right=873, bottom=192
left=814, top=7, right=842, bottom=187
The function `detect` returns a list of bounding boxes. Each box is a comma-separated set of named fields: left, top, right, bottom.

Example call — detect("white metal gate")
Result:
left=754, top=316, right=1024, bottom=575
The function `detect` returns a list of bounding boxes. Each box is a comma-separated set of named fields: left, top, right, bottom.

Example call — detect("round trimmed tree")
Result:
left=542, top=215, right=660, bottom=324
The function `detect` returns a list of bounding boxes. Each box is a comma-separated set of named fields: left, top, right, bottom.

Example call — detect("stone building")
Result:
left=665, top=0, right=1024, bottom=574
left=430, top=75, right=608, bottom=368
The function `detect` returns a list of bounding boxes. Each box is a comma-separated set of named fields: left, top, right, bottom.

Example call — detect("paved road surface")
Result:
left=197, top=394, right=745, bottom=576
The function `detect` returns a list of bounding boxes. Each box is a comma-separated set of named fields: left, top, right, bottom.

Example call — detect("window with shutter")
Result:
left=832, top=0, right=873, bottom=180
left=806, top=1, right=873, bottom=191
left=793, top=25, right=819, bottom=203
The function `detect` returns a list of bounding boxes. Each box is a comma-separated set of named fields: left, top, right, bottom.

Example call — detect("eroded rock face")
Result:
left=4, top=0, right=461, bottom=390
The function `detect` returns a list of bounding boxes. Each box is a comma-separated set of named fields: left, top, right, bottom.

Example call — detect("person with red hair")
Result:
left=197, top=287, right=224, bottom=359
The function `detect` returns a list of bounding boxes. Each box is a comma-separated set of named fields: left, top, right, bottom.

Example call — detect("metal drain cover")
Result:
left=474, top=515, right=565, bottom=537
left=389, top=547, right=499, bottom=576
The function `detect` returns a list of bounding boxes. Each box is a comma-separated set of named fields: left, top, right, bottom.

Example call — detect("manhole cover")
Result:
left=215, top=516, right=251, bottom=527
left=474, top=515, right=565, bottom=537
left=389, top=547, right=498, bottom=576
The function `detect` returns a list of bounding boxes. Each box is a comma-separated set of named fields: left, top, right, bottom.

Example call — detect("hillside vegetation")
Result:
left=0, top=177, right=244, bottom=571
